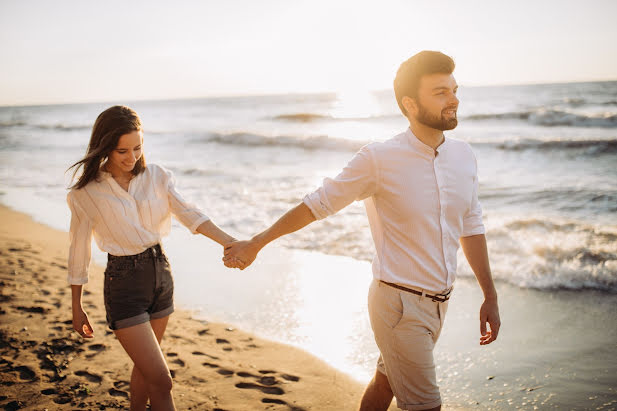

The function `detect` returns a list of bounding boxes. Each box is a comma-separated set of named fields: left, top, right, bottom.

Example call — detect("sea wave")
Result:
left=0, top=119, right=90, bottom=131
left=195, top=132, right=367, bottom=151
left=464, top=219, right=617, bottom=292
left=483, top=187, right=617, bottom=214
left=273, top=113, right=333, bottom=122
left=36, top=123, right=91, bottom=131
left=488, top=138, right=617, bottom=154
left=271, top=112, right=398, bottom=123
left=465, top=109, right=617, bottom=128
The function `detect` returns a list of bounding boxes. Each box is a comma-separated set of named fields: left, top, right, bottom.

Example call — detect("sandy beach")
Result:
left=0, top=204, right=381, bottom=410
left=1, top=205, right=616, bottom=410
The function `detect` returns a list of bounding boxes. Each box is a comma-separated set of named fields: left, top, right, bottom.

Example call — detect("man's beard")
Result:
left=416, top=100, right=458, bottom=131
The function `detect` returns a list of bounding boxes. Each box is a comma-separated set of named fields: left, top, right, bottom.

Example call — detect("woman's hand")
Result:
left=223, top=239, right=261, bottom=270
left=72, top=305, right=94, bottom=339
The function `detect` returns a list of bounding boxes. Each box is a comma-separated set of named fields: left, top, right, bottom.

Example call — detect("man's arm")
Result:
left=223, top=202, right=316, bottom=269
left=460, top=234, right=501, bottom=345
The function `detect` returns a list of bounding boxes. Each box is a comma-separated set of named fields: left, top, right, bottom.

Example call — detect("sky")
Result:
left=1, top=0, right=616, bottom=106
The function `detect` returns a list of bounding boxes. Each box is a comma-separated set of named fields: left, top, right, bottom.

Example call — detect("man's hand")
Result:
left=479, top=298, right=500, bottom=345
left=223, top=239, right=261, bottom=270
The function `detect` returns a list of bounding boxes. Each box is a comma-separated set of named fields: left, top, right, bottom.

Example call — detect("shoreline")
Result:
left=3, top=199, right=616, bottom=410
left=0, top=204, right=383, bottom=410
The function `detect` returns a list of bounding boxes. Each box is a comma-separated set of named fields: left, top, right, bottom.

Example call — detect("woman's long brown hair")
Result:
left=67, top=105, right=146, bottom=189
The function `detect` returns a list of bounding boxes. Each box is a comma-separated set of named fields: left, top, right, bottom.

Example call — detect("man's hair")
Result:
left=393, top=51, right=455, bottom=116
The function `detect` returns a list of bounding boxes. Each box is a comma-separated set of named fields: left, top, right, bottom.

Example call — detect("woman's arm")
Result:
left=195, top=220, right=236, bottom=246
left=71, top=285, right=94, bottom=338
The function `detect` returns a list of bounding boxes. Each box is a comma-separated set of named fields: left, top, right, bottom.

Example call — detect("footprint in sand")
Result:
left=13, top=305, right=48, bottom=314
left=198, top=328, right=210, bottom=336
left=114, top=380, right=130, bottom=390
left=259, top=376, right=278, bottom=386
left=237, top=371, right=260, bottom=379
left=281, top=373, right=300, bottom=382
left=12, top=365, right=37, bottom=381
left=88, top=343, right=107, bottom=352
left=202, top=362, right=219, bottom=368
left=262, top=398, right=307, bottom=411
left=217, top=369, right=234, bottom=376
left=171, top=358, right=185, bottom=367
left=193, top=351, right=220, bottom=360
left=51, top=261, right=68, bottom=270
left=238, top=372, right=284, bottom=386
left=262, top=398, right=287, bottom=404
left=109, top=387, right=129, bottom=398
left=75, top=370, right=103, bottom=383
left=41, top=388, right=57, bottom=395
left=215, top=338, right=233, bottom=351
left=235, top=382, right=284, bottom=395
left=52, top=395, right=72, bottom=405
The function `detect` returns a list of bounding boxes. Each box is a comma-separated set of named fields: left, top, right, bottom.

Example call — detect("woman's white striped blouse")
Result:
left=67, top=163, right=209, bottom=285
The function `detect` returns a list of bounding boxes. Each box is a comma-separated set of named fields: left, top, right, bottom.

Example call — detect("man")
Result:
left=224, top=50, right=501, bottom=411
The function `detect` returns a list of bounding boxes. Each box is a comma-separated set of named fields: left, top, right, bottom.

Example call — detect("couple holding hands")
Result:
left=67, top=51, right=500, bottom=411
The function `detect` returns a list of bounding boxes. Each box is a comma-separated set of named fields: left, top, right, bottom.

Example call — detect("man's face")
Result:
left=409, top=73, right=459, bottom=131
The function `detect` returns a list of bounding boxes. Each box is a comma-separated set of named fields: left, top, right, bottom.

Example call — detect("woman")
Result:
left=66, top=105, right=237, bottom=410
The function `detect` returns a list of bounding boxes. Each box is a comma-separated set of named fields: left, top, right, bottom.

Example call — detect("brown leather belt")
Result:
left=380, top=281, right=452, bottom=302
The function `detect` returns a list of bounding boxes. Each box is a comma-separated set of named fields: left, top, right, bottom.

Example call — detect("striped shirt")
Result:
left=303, top=128, right=485, bottom=293
left=67, top=163, right=209, bottom=285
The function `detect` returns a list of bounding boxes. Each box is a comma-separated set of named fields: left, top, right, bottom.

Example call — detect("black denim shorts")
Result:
left=103, top=244, right=174, bottom=330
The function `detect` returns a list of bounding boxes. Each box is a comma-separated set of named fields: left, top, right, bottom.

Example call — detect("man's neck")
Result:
left=408, top=121, right=445, bottom=150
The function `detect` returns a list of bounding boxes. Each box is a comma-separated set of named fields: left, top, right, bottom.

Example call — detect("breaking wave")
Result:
left=195, top=132, right=367, bottom=151
left=465, top=109, right=617, bottom=128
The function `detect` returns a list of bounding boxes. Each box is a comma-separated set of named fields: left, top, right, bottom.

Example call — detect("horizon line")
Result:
left=1, top=77, right=616, bottom=109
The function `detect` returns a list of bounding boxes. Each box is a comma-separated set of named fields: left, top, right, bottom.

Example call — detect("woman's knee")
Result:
left=149, top=371, right=173, bottom=392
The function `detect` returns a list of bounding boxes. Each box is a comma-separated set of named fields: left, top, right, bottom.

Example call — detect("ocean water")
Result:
left=2, top=81, right=615, bottom=292
left=1, top=81, right=616, bottom=408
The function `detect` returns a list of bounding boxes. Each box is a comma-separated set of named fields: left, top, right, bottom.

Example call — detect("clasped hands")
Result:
left=223, top=238, right=261, bottom=270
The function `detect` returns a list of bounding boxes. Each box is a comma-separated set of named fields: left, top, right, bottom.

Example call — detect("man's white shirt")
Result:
left=303, top=128, right=485, bottom=293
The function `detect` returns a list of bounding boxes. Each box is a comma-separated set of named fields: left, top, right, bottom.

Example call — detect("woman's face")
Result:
left=107, top=130, right=143, bottom=174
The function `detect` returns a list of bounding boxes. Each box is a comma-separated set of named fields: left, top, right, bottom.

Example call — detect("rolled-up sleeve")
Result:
left=303, top=144, right=378, bottom=220
left=67, top=191, right=93, bottom=285
left=462, top=159, right=486, bottom=237
left=165, top=168, right=210, bottom=233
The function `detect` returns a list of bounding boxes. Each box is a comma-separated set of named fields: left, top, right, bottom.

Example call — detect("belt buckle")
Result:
left=432, top=287, right=452, bottom=302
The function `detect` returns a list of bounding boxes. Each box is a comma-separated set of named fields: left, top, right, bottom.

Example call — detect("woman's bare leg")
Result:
left=114, top=318, right=175, bottom=411
left=125, top=316, right=171, bottom=410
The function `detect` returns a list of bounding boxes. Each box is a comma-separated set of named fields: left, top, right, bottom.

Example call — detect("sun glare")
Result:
left=330, top=89, right=383, bottom=120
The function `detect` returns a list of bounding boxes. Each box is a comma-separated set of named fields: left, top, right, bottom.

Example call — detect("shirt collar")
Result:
left=404, top=128, right=449, bottom=156
left=99, top=166, right=112, bottom=179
